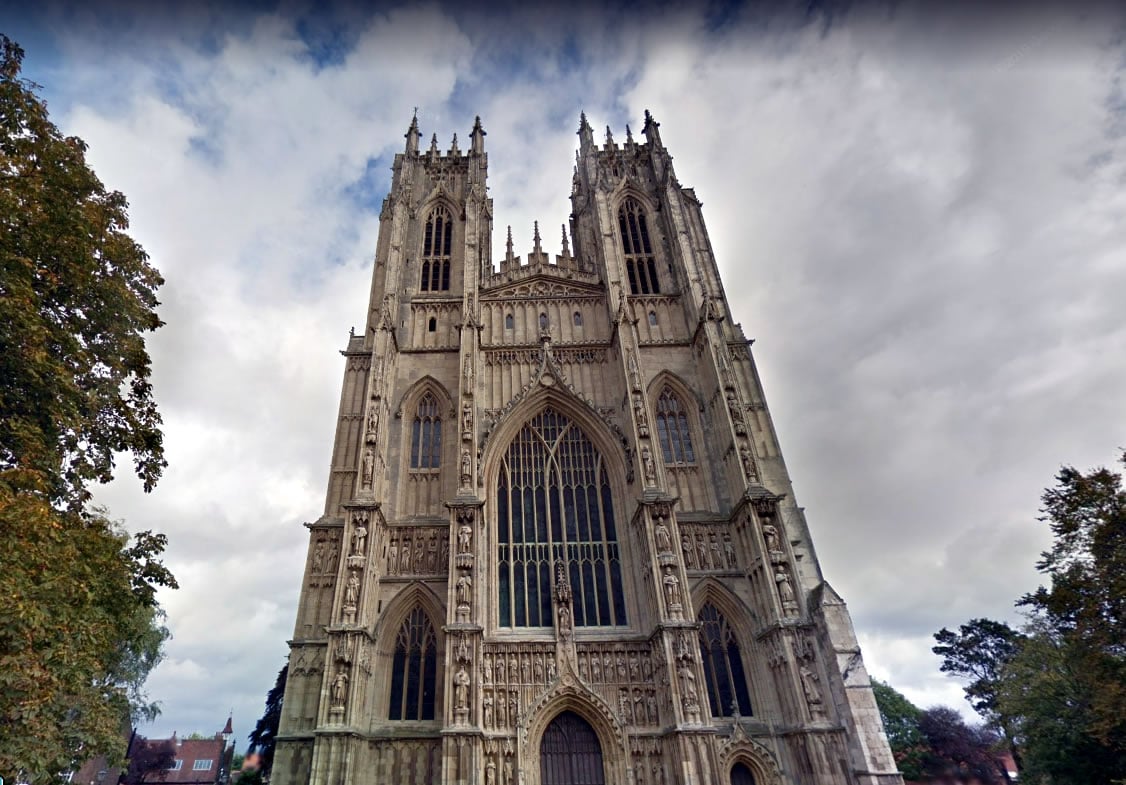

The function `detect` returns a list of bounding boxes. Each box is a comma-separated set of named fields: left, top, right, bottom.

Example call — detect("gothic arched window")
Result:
left=698, top=603, right=753, bottom=717
left=618, top=198, right=660, bottom=295
left=496, top=409, right=627, bottom=628
left=655, top=387, right=695, bottom=465
left=731, top=763, right=757, bottom=785
left=388, top=608, right=438, bottom=720
left=420, top=207, right=452, bottom=291
left=505, top=314, right=514, bottom=330
left=409, top=393, right=442, bottom=470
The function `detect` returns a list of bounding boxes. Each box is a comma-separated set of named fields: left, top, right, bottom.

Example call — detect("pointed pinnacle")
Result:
left=506, top=225, right=514, bottom=257
left=561, top=225, right=571, bottom=256
left=625, top=124, right=634, bottom=144
left=579, top=111, right=592, bottom=133
left=533, top=221, right=542, bottom=254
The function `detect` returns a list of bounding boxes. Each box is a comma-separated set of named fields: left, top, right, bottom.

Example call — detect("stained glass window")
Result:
left=698, top=603, right=753, bottom=717
left=497, top=409, right=627, bottom=628
left=409, top=393, right=442, bottom=470
left=388, top=608, right=438, bottom=720
left=655, top=387, right=695, bottom=464
left=618, top=199, right=660, bottom=295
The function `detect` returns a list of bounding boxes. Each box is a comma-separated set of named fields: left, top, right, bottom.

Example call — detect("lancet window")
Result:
left=388, top=608, right=438, bottom=720
left=731, top=763, right=757, bottom=785
left=655, top=387, right=695, bottom=464
left=409, top=393, right=442, bottom=470
left=420, top=207, right=452, bottom=292
left=619, top=198, right=660, bottom=295
left=698, top=603, right=753, bottom=717
left=496, top=409, right=627, bottom=628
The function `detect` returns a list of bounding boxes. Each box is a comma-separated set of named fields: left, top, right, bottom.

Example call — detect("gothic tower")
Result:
left=273, top=112, right=903, bottom=785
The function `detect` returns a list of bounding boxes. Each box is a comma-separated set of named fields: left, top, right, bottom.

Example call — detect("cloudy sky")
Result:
left=6, top=0, right=1126, bottom=748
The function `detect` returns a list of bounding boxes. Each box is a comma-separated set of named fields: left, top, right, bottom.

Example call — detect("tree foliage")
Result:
left=0, top=35, right=165, bottom=508
left=247, top=665, right=287, bottom=778
left=0, top=36, right=175, bottom=783
left=872, top=680, right=926, bottom=780
left=934, top=453, right=1126, bottom=785
left=916, top=706, right=1007, bottom=785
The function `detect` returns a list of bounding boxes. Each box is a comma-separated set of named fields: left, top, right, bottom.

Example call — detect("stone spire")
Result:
left=405, top=110, right=420, bottom=154
left=505, top=225, right=514, bottom=264
left=605, top=125, right=616, bottom=150
left=642, top=109, right=663, bottom=149
left=625, top=124, right=634, bottom=149
left=532, top=221, right=542, bottom=255
left=578, top=111, right=594, bottom=155
left=449, top=133, right=460, bottom=156
left=428, top=133, right=439, bottom=159
left=561, top=224, right=571, bottom=258
left=470, top=115, right=486, bottom=155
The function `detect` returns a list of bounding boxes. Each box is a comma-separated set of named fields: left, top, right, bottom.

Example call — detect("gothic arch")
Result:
left=608, top=186, right=658, bottom=218
left=645, top=371, right=706, bottom=414
left=690, top=577, right=760, bottom=632
left=368, top=582, right=446, bottom=722
left=717, top=730, right=783, bottom=785
left=417, top=194, right=463, bottom=226
left=394, top=375, right=454, bottom=420
left=521, top=680, right=629, bottom=785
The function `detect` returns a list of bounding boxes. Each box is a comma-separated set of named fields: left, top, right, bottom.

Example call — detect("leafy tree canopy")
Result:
left=871, top=679, right=925, bottom=781
left=123, top=737, right=175, bottom=785
left=0, top=36, right=175, bottom=783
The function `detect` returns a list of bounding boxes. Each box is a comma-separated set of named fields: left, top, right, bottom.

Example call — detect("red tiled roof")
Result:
left=139, top=738, right=227, bottom=785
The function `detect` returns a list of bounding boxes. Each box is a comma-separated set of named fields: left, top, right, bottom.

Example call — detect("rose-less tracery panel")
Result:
left=496, top=409, right=627, bottom=628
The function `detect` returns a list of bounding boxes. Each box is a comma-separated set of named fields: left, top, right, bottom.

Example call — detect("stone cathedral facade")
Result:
left=273, top=112, right=902, bottom=785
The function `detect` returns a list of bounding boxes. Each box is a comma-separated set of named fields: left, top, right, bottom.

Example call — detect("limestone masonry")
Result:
left=273, top=112, right=903, bottom=785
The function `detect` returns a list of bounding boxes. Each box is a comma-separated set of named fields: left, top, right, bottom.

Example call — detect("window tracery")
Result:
left=496, top=409, right=627, bottom=628
left=409, top=392, right=442, bottom=470
left=388, top=607, right=438, bottom=720
left=655, top=387, right=695, bottom=465
left=698, top=603, right=753, bottom=717
left=420, top=207, right=452, bottom=292
left=618, top=198, right=660, bottom=295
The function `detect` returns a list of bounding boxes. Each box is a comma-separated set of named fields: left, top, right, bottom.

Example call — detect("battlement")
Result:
left=483, top=222, right=598, bottom=289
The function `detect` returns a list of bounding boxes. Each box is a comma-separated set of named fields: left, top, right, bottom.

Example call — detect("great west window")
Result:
left=496, top=409, right=627, bottom=628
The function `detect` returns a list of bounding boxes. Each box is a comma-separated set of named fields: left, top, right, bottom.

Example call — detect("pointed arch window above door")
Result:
left=496, top=408, right=627, bottom=628
left=655, top=387, right=695, bottom=465
left=409, top=392, right=442, bottom=470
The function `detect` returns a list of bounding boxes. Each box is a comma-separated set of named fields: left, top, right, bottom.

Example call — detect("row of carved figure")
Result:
left=384, top=527, right=449, bottom=576
left=679, top=524, right=739, bottom=571
left=574, top=646, right=656, bottom=685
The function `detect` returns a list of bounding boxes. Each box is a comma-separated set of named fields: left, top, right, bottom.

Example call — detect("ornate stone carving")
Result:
left=384, top=527, right=446, bottom=576
left=461, top=401, right=473, bottom=440
left=460, top=448, right=472, bottom=489
left=331, top=669, right=349, bottom=710
left=680, top=522, right=739, bottom=570
left=662, top=567, right=683, bottom=620
left=361, top=448, right=375, bottom=489
left=774, top=564, right=798, bottom=615
left=726, top=390, right=747, bottom=435
left=642, top=445, right=657, bottom=485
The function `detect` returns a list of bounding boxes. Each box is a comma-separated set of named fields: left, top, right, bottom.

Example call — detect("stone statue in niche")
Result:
left=800, top=662, right=826, bottom=719
left=775, top=565, right=797, bottom=612
left=311, top=541, right=325, bottom=573
left=483, top=691, right=494, bottom=728
left=344, top=571, right=360, bottom=606
left=366, top=404, right=379, bottom=436
left=351, top=519, right=367, bottom=557
left=483, top=654, right=492, bottom=684
left=642, top=445, right=657, bottom=484
left=763, top=523, right=781, bottom=554
left=361, top=447, right=375, bottom=489
left=724, top=532, right=737, bottom=568
left=726, top=390, right=747, bottom=434
left=456, top=573, right=473, bottom=606
left=454, top=667, right=470, bottom=709
left=427, top=533, right=438, bottom=571
left=681, top=534, right=694, bottom=568
left=632, top=393, right=649, bottom=437
left=628, top=349, right=642, bottom=391
left=662, top=568, right=682, bottom=617
left=458, top=522, right=473, bottom=554
left=740, top=444, right=758, bottom=481
left=486, top=759, right=496, bottom=785
left=655, top=520, right=672, bottom=553
left=460, top=448, right=472, bottom=488
left=331, top=670, right=348, bottom=708
left=557, top=604, right=572, bottom=638
left=461, top=401, right=473, bottom=439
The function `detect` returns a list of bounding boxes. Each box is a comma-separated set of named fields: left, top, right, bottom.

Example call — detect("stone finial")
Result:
left=470, top=115, right=486, bottom=154
left=505, top=225, right=514, bottom=263
left=532, top=221, right=542, bottom=255
left=429, top=133, right=439, bottom=158
left=643, top=109, right=663, bottom=148
left=625, top=124, right=634, bottom=147
left=405, top=110, right=420, bottom=154
left=449, top=133, right=460, bottom=156
left=578, top=111, right=594, bottom=154
left=605, top=125, right=616, bottom=149
left=561, top=225, right=571, bottom=258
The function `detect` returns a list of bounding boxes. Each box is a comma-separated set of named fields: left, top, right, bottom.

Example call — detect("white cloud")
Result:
left=16, top=0, right=1126, bottom=743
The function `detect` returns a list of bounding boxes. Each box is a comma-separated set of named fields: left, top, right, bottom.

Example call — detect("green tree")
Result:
left=871, top=679, right=925, bottom=780
left=916, top=706, right=1006, bottom=785
left=0, top=36, right=175, bottom=783
left=247, top=665, right=287, bottom=779
left=935, top=453, right=1126, bottom=785
left=0, top=35, right=165, bottom=508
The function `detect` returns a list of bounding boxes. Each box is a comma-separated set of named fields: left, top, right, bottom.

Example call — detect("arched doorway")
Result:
left=541, top=711, right=605, bottom=785
left=731, top=761, right=756, bottom=785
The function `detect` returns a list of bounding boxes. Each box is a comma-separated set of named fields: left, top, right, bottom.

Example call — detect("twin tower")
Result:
left=273, top=112, right=902, bottom=785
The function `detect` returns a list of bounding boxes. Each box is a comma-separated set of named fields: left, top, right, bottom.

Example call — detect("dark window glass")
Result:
left=698, top=603, right=753, bottom=717
left=656, top=388, right=695, bottom=464
left=421, top=207, right=452, bottom=291
left=427, top=317, right=436, bottom=332
left=410, top=393, right=441, bottom=470
left=574, top=312, right=583, bottom=326
left=388, top=608, right=438, bottom=720
left=505, top=314, right=514, bottom=330
left=731, top=763, right=756, bottom=785
left=497, top=409, right=626, bottom=627
left=541, top=712, right=604, bottom=785
left=619, top=199, right=660, bottom=295
left=648, top=311, right=658, bottom=326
